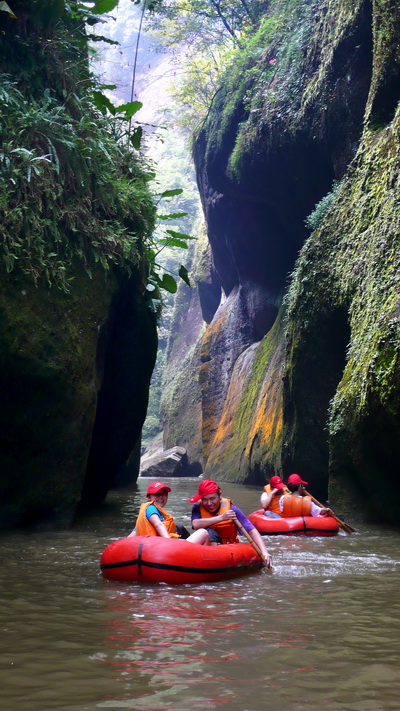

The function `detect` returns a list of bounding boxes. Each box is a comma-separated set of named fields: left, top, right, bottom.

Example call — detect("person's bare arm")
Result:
left=148, top=513, right=170, bottom=537
left=261, top=489, right=277, bottom=509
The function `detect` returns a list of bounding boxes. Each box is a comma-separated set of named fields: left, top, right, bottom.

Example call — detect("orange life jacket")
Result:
left=135, top=501, right=179, bottom=537
left=281, top=494, right=312, bottom=518
left=198, top=497, right=239, bottom=544
left=263, top=484, right=288, bottom=515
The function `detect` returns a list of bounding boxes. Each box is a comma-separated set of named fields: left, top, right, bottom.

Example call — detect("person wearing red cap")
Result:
left=129, top=481, right=210, bottom=543
left=189, top=479, right=272, bottom=567
left=279, top=474, right=333, bottom=518
left=260, top=475, right=288, bottom=518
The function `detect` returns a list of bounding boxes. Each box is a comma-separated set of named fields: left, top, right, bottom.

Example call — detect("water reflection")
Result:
left=98, top=585, right=248, bottom=709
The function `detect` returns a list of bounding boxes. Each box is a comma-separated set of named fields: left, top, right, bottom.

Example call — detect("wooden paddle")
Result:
left=304, top=489, right=356, bottom=533
left=233, top=517, right=273, bottom=570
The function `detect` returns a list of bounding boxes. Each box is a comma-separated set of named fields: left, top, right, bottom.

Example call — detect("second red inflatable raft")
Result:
left=248, top=510, right=339, bottom=536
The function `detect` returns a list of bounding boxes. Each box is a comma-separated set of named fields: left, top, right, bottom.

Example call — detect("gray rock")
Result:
left=140, top=446, right=188, bottom=478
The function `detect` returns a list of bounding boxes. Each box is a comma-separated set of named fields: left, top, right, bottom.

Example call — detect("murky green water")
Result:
left=1, top=478, right=399, bottom=711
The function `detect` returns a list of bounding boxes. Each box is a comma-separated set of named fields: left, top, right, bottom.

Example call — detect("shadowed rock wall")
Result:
left=0, top=267, right=157, bottom=527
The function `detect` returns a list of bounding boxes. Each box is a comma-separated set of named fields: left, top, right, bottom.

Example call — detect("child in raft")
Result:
left=128, top=481, right=210, bottom=544
left=260, top=475, right=288, bottom=518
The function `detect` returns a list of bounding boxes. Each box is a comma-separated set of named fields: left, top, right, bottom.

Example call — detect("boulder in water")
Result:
left=140, top=446, right=189, bottom=478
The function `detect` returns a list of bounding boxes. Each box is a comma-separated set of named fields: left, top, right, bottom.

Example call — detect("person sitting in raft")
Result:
left=260, top=475, right=288, bottom=518
left=129, top=481, right=210, bottom=544
left=189, top=479, right=272, bottom=567
left=279, top=474, right=333, bottom=517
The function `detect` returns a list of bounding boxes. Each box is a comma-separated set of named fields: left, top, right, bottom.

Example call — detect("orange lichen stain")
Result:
left=204, top=344, right=260, bottom=470
left=200, top=302, right=229, bottom=361
left=234, top=321, right=285, bottom=462
left=212, top=369, right=245, bottom=446
left=245, top=357, right=284, bottom=456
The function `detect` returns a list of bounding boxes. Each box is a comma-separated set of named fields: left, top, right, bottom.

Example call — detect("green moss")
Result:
left=0, top=2, right=159, bottom=526
left=284, top=114, right=400, bottom=517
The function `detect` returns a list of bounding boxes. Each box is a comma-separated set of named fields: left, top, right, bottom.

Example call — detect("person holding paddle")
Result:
left=279, top=474, right=333, bottom=517
left=189, top=479, right=272, bottom=568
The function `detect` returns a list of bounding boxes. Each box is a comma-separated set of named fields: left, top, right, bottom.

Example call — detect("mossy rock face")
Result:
left=285, top=117, right=400, bottom=521
left=190, top=0, right=400, bottom=521
left=204, top=307, right=285, bottom=484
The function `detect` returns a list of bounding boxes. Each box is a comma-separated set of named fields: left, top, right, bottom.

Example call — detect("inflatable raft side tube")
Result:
left=100, top=541, right=261, bottom=576
left=101, top=559, right=261, bottom=575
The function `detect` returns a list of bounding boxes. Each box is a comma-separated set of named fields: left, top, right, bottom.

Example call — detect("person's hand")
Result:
left=263, top=552, right=273, bottom=568
left=272, top=488, right=279, bottom=495
left=221, top=510, right=237, bottom=521
left=320, top=507, right=333, bottom=517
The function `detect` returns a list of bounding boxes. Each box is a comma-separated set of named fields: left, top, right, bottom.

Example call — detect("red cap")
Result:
left=146, top=481, right=172, bottom=495
left=189, top=479, right=219, bottom=503
left=287, top=473, right=308, bottom=486
left=269, top=475, right=285, bottom=490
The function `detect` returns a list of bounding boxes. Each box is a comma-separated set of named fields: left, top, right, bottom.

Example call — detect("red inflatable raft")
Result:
left=248, top=510, right=339, bottom=536
left=100, top=535, right=264, bottom=584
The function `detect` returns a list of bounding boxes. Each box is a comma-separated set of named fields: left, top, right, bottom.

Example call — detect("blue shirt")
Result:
left=146, top=504, right=164, bottom=521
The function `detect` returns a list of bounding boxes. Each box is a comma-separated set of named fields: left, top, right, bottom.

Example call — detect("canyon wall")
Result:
left=163, top=0, right=399, bottom=522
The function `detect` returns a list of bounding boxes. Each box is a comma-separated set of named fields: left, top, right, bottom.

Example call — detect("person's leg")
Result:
left=186, top=529, right=211, bottom=545
left=264, top=511, right=281, bottom=519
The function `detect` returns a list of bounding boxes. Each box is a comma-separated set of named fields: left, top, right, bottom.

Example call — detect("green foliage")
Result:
left=305, top=181, right=340, bottom=231
left=147, top=0, right=266, bottom=49
left=146, top=196, right=196, bottom=300
left=144, top=0, right=268, bottom=130
left=0, top=1, right=196, bottom=298
left=0, top=73, right=156, bottom=290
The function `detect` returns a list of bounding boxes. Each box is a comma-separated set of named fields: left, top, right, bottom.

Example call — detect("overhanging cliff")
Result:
left=185, top=0, right=399, bottom=522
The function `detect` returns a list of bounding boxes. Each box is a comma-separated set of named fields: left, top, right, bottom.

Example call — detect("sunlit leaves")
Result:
left=158, top=211, right=188, bottom=219
left=91, top=0, right=120, bottom=14
left=92, top=92, right=143, bottom=119
left=159, top=188, right=183, bottom=198
left=166, top=228, right=196, bottom=240
left=117, top=100, right=143, bottom=118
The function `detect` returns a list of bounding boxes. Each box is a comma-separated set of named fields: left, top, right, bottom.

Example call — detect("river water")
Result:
left=1, top=478, right=399, bottom=711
